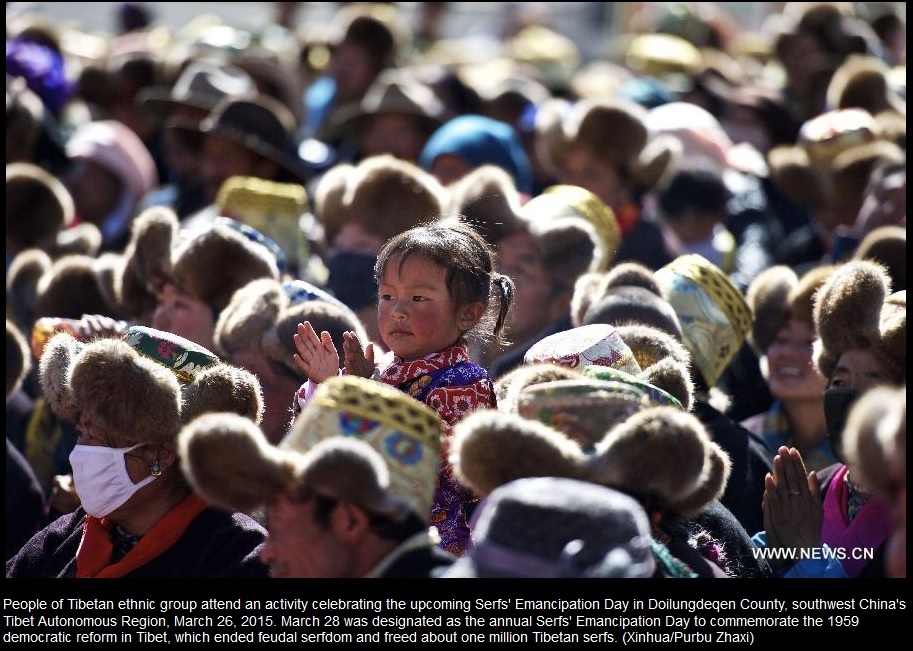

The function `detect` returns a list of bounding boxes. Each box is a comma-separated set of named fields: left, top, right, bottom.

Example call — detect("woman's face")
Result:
left=829, top=348, right=895, bottom=393
left=152, top=282, right=216, bottom=351
left=559, top=147, right=627, bottom=211
left=766, top=318, right=827, bottom=400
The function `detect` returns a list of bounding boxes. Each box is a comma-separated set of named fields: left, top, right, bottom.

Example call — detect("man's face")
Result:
left=259, top=493, right=355, bottom=578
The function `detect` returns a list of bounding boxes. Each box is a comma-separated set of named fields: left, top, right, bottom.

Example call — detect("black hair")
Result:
left=375, top=219, right=515, bottom=347
left=657, top=163, right=731, bottom=219
left=308, top=492, right=425, bottom=543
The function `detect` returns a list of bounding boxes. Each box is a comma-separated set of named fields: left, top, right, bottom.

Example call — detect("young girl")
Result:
left=293, top=219, right=515, bottom=556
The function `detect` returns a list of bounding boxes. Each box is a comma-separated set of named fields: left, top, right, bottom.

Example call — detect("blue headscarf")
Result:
left=419, top=114, right=533, bottom=194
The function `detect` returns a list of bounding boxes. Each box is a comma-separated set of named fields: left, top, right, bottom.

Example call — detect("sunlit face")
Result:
left=766, top=318, right=827, bottom=400
left=559, top=147, right=627, bottom=211
left=259, top=494, right=354, bottom=578
left=429, top=154, right=474, bottom=188
left=495, top=230, right=555, bottom=344
left=828, top=348, right=895, bottom=393
left=377, top=254, right=477, bottom=360
left=63, top=158, right=124, bottom=226
left=152, top=282, right=216, bottom=351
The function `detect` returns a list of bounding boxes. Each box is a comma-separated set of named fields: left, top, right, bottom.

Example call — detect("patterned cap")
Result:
left=122, top=325, right=220, bottom=384
left=524, top=323, right=642, bottom=375
left=517, top=378, right=650, bottom=450
left=582, top=365, right=684, bottom=410
left=283, top=376, right=443, bottom=521
left=655, top=254, right=751, bottom=387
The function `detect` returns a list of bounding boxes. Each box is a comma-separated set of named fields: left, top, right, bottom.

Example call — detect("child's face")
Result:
left=377, top=254, right=476, bottom=361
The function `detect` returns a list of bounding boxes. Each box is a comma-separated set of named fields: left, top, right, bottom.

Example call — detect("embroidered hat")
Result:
left=180, top=376, right=444, bottom=522
left=581, top=365, right=684, bottom=411
left=655, top=254, right=752, bottom=388
left=523, top=323, right=642, bottom=375
left=442, top=476, right=656, bottom=578
left=284, top=377, right=443, bottom=521
left=122, top=325, right=220, bottom=384
left=517, top=378, right=651, bottom=450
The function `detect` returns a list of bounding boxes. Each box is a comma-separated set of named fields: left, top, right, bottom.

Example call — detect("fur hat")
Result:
left=215, top=278, right=365, bottom=378
left=316, top=154, right=447, bottom=246
left=589, top=407, right=731, bottom=518
left=767, top=108, right=904, bottom=211
left=65, top=120, right=158, bottom=202
left=442, top=477, right=656, bottom=578
left=447, top=164, right=527, bottom=246
left=120, top=206, right=280, bottom=313
left=746, top=264, right=837, bottom=354
left=853, top=226, right=905, bottom=292
left=6, top=249, right=126, bottom=332
left=812, top=260, right=905, bottom=383
left=6, top=319, right=31, bottom=400
left=534, top=96, right=677, bottom=192
left=581, top=366, right=685, bottom=412
left=611, top=323, right=695, bottom=411
left=843, top=384, right=905, bottom=497
left=6, top=162, right=79, bottom=254
left=524, top=323, right=642, bottom=376
left=827, top=54, right=906, bottom=117
left=655, top=254, right=752, bottom=388
left=182, top=376, right=443, bottom=522
left=450, top=404, right=727, bottom=518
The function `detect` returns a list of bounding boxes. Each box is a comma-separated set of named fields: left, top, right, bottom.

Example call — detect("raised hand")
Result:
left=293, top=321, right=340, bottom=384
left=762, top=446, right=823, bottom=551
left=342, top=330, right=375, bottom=378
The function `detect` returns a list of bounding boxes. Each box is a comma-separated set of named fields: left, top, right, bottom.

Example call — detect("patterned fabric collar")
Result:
left=378, top=341, right=469, bottom=387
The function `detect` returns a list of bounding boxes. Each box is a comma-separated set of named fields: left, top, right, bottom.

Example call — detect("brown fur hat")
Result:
left=6, top=319, right=31, bottom=400
left=589, top=406, right=731, bottom=517
left=215, top=277, right=366, bottom=377
left=121, top=205, right=280, bottom=314
left=316, top=154, right=447, bottom=246
left=450, top=409, right=589, bottom=497
left=827, top=54, right=905, bottom=117
left=843, top=384, right=905, bottom=497
left=181, top=364, right=264, bottom=426
left=853, top=226, right=906, bottom=292
left=6, top=162, right=74, bottom=253
left=746, top=264, right=836, bottom=354
left=52, top=337, right=183, bottom=445
left=614, top=323, right=695, bottom=412
left=812, top=260, right=905, bottom=382
left=535, top=97, right=677, bottom=192
left=179, top=412, right=294, bottom=513
left=447, top=164, right=527, bottom=246
left=7, top=249, right=126, bottom=331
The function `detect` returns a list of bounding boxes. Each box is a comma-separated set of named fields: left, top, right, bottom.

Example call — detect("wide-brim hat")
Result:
left=174, top=96, right=312, bottom=182
left=137, top=58, right=258, bottom=117
left=442, top=476, right=656, bottom=578
left=342, top=68, right=447, bottom=134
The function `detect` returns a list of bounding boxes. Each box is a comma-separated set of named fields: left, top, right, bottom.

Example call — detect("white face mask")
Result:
left=69, top=443, right=157, bottom=518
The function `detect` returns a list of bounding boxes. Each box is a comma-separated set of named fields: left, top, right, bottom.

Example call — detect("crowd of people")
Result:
left=5, top=1, right=906, bottom=579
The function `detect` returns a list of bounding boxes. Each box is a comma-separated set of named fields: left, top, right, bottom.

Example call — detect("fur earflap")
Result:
left=6, top=162, right=73, bottom=251
left=843, top=385, right=905, bottom=496
left=589, top=406, right=726, bottom=516
left=182, top=364, right=264, bottom=426
left=69, top=338, right=183, bottom=445
left=51, top=222, right=102, bottom=259
left=829, top=140, right=904, bottom=210
left=570, top=272, right=605, bottom=327
left=615, top=323, right=694, bottom=411
left=38, top=333, right=81, bottom=422
left=669, top=440, right=732, bottom=518
left=746, top=266, right=798, bottom=354
left=313, top=162, right=356, bottom=245
left=171, top=222, right=279, bottom=311
left=117, top=206, right=179, bottom=316
left=767, top=145, right=827, bottom=208
left=603, top=262, right=663, bottom=294
left=583, top=286, right=684, bottom=340
left=827, top=54, right=905, bottom=117
left=854, top=226, right=905, bottom=292
left=450, top=409, right=588, bottom=497
left=571, top=98, right=649, bottom=169
left=530, top=216, right=600, bottom=291
left=297, top=438, right=411, bottom=520
left=6, top=248, right=51, bottom=331
left=6, top=319, right=31, bottom=400
left=343, top=154, right=447, bottom=243
left=179, top=412, right=293, bottom=513
left=812, top=260, right=893, bottom=380
left=448, top=165, right=526, bottom=246
left=638, top=357, right=694, bottom=412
